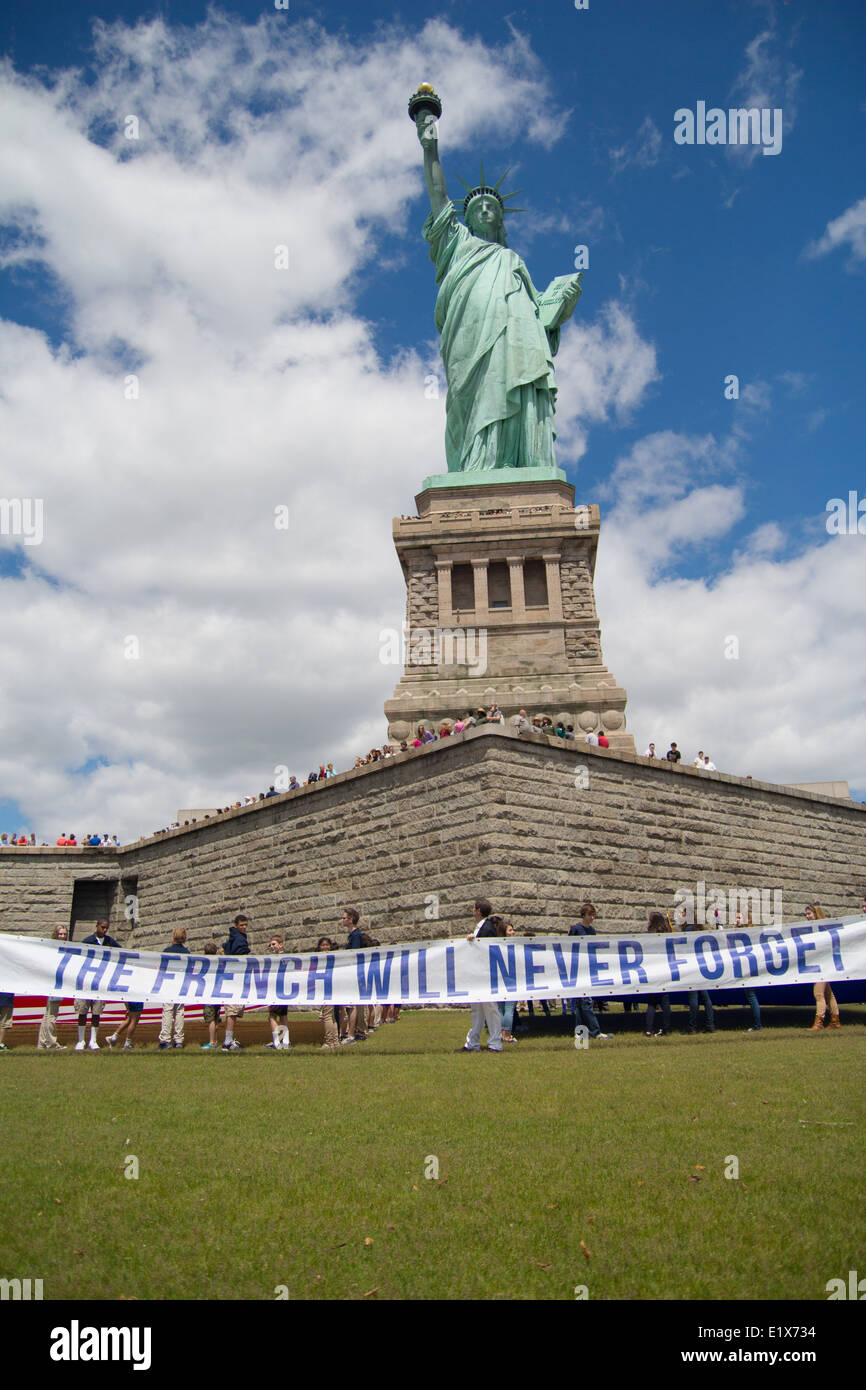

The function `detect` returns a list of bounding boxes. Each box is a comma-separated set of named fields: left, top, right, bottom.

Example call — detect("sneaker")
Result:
left=89, top=1039, right=101, bottom=1050
left=74, top=1040, right=86, bottom=1051
left=158, top=1041, right=171, bottom=1050
left=746, top=1026, right=762, bottom=1032
left=49, top=1044, right=68, bottom=1051
left=457, top=1045, right=480, bottom=1052
left=592, top=1033, right=614, bottom=1040
left=0, top=1043, right=8, bottom=1051
left=122, top=1041, right=133, bottom=1050
left=172, top=1041, right=183, bottom=1048
left=104, top=1034, right=117, bottom=1048
left=200, top=1042, right=217, bottom=1050
left=221, top=1039, right=242, bottom=1051
left=487, top=1046, right=503, bottom=1052
left=340, top=1036, right=356, bottom=1045
left=265, top=1042, right=277, bottom=1049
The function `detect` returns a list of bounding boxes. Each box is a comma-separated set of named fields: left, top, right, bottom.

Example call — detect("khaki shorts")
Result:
left=73, top=998, right=104, bottom=1017
left=223, top=1004, right=244, bottom=1019
left=0, top=1006, right=12, bottom=1028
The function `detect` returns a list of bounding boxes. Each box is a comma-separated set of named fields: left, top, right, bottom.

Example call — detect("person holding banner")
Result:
left=316, top=936, right=341, bottom=1051
left=0, top=991, right=13, bottom=1050
left=459, top=898, right=503, bottom=1053
left=221, top=914, right=250, bottom=1051
left=498, top=921, right=518, bottom=1042
left=643, top=912, right=672, bottom=1037
left=74, top=919, right=121, bottom=1050
left=684, top=917, right=716, bottom=1035
left=37, top=925, right=70, bottom=1050
left=805, top=904, right=841, bottom=1030
left=266, top=933, right=291, bottom=1050
left=105, top=999, right=144, bottom=1051
left=568, top=903, right=613, bottom=1041
left=158, top=927, right=189, bottom=1049
left=342, top=908, right=368, bottom=1043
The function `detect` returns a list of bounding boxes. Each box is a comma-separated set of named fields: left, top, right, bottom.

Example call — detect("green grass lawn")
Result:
left=1, top=1008, right=863, bottom=1301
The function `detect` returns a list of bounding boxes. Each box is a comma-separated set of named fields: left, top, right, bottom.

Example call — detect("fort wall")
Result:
left=1, top=727, right=863, bottom=951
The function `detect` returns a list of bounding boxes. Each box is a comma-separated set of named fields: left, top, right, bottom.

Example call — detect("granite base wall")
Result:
left=1, top=728, right=864, bottom=952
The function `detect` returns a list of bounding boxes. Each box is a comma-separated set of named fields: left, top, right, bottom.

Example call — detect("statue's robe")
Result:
left=423, top=200, right=560, bottom=472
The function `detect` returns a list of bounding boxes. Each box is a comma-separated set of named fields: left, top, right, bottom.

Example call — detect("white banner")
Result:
left=0, top=918, right=864, bottom=1006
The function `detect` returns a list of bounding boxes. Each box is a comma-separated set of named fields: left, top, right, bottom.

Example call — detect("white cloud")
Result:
left=726, top=26, right=802, bottom=166
left=0, top=12, right=646, bottom=842
left=596, top=434, right=866, bottom=790
left=554, top=302, right=660, bottom=462
left=610, top=117, right=663, bottom=174
left=804, top=194, right=866, bottom=268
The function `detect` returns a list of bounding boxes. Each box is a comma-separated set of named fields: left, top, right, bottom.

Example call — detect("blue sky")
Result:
left=0, top=0, right=864, bottom=843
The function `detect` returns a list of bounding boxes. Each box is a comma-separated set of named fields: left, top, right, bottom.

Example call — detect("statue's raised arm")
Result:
left=410, top=85, right=447, bottom=219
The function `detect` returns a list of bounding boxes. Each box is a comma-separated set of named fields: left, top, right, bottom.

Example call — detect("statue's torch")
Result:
left=408, top=83, right=442, bottom=138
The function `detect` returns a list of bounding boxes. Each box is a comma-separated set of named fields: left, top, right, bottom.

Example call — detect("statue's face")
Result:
left=466, top=195, right=504, bottom=242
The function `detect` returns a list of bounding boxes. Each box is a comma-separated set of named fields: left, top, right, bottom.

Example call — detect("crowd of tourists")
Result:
left=1, top=832, right=121, bottom=848
left=158, top=721, right=728, bottom=837
left=642, top=742, right=720, bottom=770
left=1, top=717, right=731, bottom=850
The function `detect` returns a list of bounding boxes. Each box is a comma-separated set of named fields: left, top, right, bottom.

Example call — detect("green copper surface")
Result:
left=413, top=90, right=583, bottom=483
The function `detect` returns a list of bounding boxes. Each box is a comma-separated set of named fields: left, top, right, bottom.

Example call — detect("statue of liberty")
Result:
left=410, top=85, right=583, bottom=476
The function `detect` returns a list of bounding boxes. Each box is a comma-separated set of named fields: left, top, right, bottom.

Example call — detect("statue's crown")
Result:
left=458, top=164, right=524, bottom=218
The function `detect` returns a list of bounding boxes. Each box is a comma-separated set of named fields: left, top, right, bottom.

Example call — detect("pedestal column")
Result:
left=472, top=559, right=489, bottom=623
left=435, top=560, right=452, bottom=627
left=543, top=552, right=563, bottom=621
left=508, top=555, right=526, bottom=620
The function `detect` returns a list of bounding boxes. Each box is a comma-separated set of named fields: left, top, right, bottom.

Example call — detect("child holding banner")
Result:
left=200, top=941, right=222, bottom=1049
left=37, top=925, right=70, bottom=1050
left=266, top=933, right=291, bottom=1050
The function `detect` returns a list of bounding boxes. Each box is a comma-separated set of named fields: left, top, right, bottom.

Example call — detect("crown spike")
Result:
left=461, top=164, right=525, bottom=220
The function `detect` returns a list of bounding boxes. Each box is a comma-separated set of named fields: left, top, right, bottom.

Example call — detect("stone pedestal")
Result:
left=384, top=476, right=635, bottom=750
